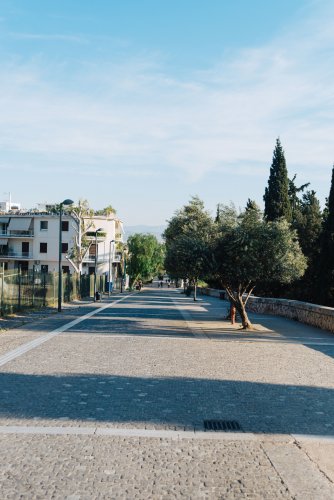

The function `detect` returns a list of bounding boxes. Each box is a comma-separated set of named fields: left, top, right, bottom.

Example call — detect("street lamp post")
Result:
left=120, top=245, right=127, bottom=293
left=58, top=199, right=74, bottom=312
left=108, top=239, right=115, bottom=297
left=94, top=228, right=103, bottom=301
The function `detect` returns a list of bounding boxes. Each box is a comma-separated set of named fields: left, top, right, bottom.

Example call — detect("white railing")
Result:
left=0, top=251, right=33, bottom=259
left=83, top=253, right=122, bottom=263
left=0, top=230, right=34, bottom=237
left=82, top=254, right=109, bottom=263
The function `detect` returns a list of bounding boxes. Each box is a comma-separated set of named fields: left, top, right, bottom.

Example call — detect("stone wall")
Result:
left=200, top=288, right=334, bottom=333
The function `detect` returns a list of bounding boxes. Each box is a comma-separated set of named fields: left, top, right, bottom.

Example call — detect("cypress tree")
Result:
left=291, top=190, right=322, bottom=302
left=294, top=190, right=322, bottom=259
left=264, top=138, right=292, bottom=222
left=317, top=166, right=334, bottom=306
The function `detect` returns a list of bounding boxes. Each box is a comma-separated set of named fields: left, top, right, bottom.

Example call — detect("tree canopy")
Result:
left=164, top=197, right=215, bottom=299
left=264, top=138, right=292, bottom=222
left=214, top=207, right=307, bottom=328
left=317, top=166, right=334, bottom=306
left=127, top=233, right=165, bottom=286
left=94, top=205, right=117, bottom=216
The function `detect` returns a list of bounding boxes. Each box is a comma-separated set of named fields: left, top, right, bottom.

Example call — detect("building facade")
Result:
left=0, top=212, right=124, bottom=285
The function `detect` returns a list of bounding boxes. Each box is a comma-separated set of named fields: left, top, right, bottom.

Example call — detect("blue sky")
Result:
left=1, top=0, right=333, bottom=225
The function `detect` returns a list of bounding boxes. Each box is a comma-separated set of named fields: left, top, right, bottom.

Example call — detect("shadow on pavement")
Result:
left=0, top=372, right=333, bottom=436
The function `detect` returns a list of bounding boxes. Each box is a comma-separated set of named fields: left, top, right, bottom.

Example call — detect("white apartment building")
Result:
left=0, top=212, right=124, bottom=283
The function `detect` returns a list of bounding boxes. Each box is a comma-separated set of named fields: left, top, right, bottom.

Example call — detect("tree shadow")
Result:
left=185, top=296, right=334, bottom=360
left=0, top=372, right=333, bottom=436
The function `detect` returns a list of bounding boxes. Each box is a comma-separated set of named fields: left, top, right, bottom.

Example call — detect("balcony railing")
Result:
left=82, top=254, right=109, bottom=263
left=83, top=253, right=122, bottom=263
left=0, top=230, right=34, bottom=237
left=0, top=251, right=33, bottom=260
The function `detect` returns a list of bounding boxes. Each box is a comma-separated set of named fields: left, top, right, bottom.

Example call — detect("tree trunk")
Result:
left=194, top=282, right=197, bottom=301
left=235, top=296, right=253, bottom=329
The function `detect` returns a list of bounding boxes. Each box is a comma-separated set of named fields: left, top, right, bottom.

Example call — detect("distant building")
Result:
left=0, top=201, right=21, bottom=211
left=0, top=211, right=124, bottom=285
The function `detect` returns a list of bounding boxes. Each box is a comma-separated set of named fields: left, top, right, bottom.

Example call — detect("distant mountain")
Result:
left=124, top=225, right=166, bottom=241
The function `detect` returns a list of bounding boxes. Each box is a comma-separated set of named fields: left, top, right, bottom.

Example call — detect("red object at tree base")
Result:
left=230, top=304, right=236, bottom=324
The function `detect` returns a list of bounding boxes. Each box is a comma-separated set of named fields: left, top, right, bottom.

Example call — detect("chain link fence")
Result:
left=0, top=268, right=105, bottom=316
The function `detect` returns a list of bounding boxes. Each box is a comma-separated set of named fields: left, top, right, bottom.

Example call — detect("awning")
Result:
left=7, top=218, right=32, bottom=231
left=0, top=217, right=9, bottom=224
left=0, top=238, right=8, bottom=245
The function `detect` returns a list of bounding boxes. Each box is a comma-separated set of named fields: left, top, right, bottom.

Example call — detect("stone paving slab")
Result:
left=0, top=434, right=293, bottom=499
left=261, top=441, right=334, bottom=499
left=0, top=287, right=333, bottom=498
left=295, top=438, right=334, bottom=483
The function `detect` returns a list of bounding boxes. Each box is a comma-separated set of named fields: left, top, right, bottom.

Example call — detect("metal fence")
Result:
left=0, top=267, right=105, bottom=316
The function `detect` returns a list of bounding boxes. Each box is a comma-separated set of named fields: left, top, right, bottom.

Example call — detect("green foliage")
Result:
left=293, top=190, right=322, bottom=259
left=288, top=174, right=310, bottom=219
left=283, top=190, right=322, bottom=302
left=127, top=233, right=165, bottom=284
left=244, top=199, right=262, bottom=223
left=164, top=197, right=215, bottom=285
left=94, top=205, right=117, bottom=216
left=164, top=196, right=213, bottom=242
left=165, top=234, right=213, bottom=283
left=215, top=202, right=239, bottom=230
left=215, top=213, right=306, bottom=291
left=264, top=138, right=292, bottom=222
left=213, top=210, right=307, bottom=327
left=317, top=166, right=334, bottom=306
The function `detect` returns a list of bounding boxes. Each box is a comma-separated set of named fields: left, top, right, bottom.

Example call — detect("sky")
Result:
left=1, top=0, right=334, bottom=226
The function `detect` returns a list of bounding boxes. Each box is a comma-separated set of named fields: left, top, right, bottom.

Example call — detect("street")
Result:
left=0, top=286, right=334, bottom=499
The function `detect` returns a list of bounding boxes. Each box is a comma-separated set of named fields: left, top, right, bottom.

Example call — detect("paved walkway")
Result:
left=0, top=287, right=333, bottom=498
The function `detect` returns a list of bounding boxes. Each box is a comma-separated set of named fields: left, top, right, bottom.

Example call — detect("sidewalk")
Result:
left=0, top=287, right=333, bottom=498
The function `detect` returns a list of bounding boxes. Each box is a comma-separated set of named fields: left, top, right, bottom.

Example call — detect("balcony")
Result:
left=82, top=253, right=122, bottom=263
left=85, top=232, right=106, bottom=242
left=0, top=230, right=34, bottom=238
left=0, top=251, right=34, bottom=260
left=82, top=253, right=109, bottom=263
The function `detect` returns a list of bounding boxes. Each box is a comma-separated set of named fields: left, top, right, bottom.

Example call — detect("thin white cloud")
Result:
left=9, top=32, right=87, bottom=43
left=0, top=0, right=333, bottom=195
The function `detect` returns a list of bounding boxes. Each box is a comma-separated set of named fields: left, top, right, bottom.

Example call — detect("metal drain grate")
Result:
left=203, top=420, right=242, bottom=432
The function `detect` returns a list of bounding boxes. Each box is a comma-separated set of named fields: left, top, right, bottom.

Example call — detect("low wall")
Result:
left=199, top=288, right=223, bottom=299
left=199, top=288, right=334, bottom=333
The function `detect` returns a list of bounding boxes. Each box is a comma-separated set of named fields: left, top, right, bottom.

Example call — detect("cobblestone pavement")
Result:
left=0, top=287, right=333, bottom=498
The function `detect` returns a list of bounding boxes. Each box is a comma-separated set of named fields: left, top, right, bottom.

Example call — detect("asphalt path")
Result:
left=0, top=286, right=334, bottom=499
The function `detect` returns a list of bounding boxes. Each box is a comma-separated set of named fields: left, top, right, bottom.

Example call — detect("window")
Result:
left=40, top=221, right=48, bottom=231
left=62, top=221, right=69, bottom=231
left=62, top=265, right=70, bottom=274
left=40, top=242, right=47, bottom=253
left=62, top=243, right=68, bottom=254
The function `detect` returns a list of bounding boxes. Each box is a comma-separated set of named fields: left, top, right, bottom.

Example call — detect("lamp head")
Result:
left=62, top=199, right=74, bottom=206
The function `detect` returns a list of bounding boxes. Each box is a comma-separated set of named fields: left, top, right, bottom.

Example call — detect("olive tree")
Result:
left=214, top=208, right=307, bottom=329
